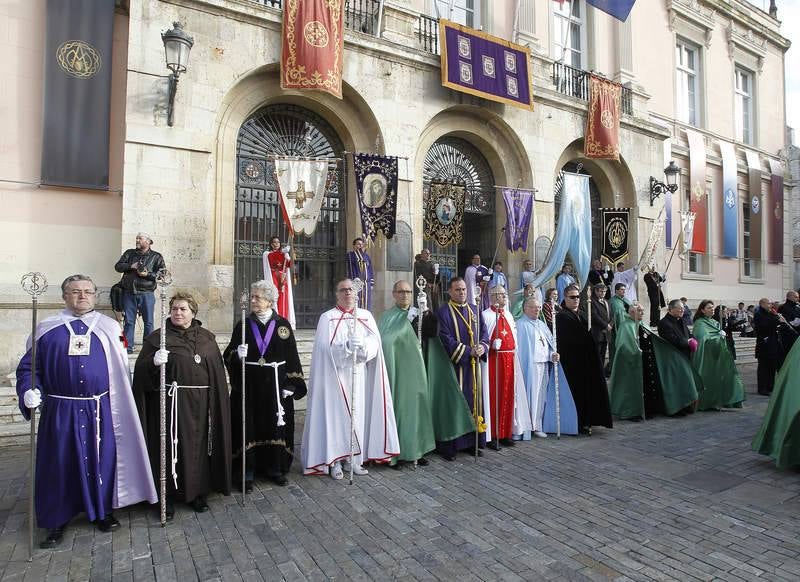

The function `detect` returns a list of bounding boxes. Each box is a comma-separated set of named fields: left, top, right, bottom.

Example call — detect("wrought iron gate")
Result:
left=423, top=137, right=496, bottom=282
left=235, top=104, right=345, bottom=328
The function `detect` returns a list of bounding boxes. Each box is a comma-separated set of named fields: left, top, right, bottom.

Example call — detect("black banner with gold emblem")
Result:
left=424, top=182, right=466, bottom=247
left=41, top=0, right=115, bottom=189
left=600, top=207, right=629, bottom=265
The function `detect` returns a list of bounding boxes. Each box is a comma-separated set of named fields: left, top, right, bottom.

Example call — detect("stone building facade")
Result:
left=0, top=0, right=792, bottom=372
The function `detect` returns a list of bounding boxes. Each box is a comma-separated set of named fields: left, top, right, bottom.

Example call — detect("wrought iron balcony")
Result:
left=552, top=61, right=633, bottom=116
left=417, top=14, right=440, bottom=55
left=247, top=0, right=381, bottom=36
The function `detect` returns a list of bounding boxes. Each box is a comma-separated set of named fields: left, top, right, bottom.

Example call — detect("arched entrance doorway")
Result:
left=234, top=104, right=346, bottom=328
left=423, top=136, right=496, bottom=282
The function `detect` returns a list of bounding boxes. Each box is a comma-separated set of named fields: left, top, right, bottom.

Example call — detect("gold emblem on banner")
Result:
left=600, top=109, right=614, bottom=129
left=692, top=182, right=706, bottom=202
left=304, top=21, right=329, bottom=47
left=775, top=202, right=781, bottom=219
left=56, top=40, right=102, bottom=79
left=277, top=326, right=291, bottom=340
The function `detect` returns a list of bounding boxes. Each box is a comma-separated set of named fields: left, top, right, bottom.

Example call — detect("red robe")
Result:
left=488, top=308, right=516, bottom=440
left=267, top=250, right=291, bottom=319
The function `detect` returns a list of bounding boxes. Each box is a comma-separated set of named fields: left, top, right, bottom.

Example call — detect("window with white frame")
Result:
left=735, top=66, right=754, bottom=144
left=676, top=40, right=701, bottom=127
left=552, top=0, right=585, bottom=69
left=435, top=0, right=480, bottom=29
left=741, top=201, right=762, bottom=279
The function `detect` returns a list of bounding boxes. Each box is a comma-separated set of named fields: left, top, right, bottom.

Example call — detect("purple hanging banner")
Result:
left=502, top=188, right=534, bottom=252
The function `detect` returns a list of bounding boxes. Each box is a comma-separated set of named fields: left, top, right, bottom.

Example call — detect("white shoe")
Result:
left=330, top=462, right=343, bottom=480
left=342, top=461, right=369, bottom=475
left=533, top=431, right=548, bottom=438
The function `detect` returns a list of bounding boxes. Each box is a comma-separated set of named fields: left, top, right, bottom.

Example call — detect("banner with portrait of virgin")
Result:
left=353, top=153, right=399, bottom=241
left=424, top=182, right=466, bottom=247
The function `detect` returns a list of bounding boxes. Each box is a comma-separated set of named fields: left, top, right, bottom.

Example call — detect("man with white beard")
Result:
left=301, top=279, right=400, bottom=479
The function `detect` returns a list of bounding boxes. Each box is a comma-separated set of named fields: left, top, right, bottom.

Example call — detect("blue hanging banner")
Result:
left=719, top=141, right=739, bottom=258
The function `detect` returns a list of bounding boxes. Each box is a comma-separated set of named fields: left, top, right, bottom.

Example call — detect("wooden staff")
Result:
left=239, top=291, right=248, bottom=505
left=349, top=278, right=364, bottom=484
left=550, top=295, right=562, bottom=439
left=21, top=272, right=48, bottom=560
left=155, top=269, right=173, bottom=526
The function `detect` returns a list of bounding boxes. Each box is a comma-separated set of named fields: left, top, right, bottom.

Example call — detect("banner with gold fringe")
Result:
left=584, top=75, right=621, bottom=160
left=424, top=182, right=466, bottom=247
left=280, top=0, right=343, bottom=98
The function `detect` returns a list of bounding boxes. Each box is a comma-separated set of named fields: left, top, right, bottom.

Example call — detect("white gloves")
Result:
left=487, top=269, right=494, bottom=276
left=281, top=388, right=294, bottom=399
left=433, top=263, right=439, bottom=275
left=482, top=275, right=491, bottom=282
left=153, top=349, right=169, bottom=367
left=347, top=336, right=365, bottom=352
left=418, top=295, right=428, bottom=312
left=282, top=246, right=290, bottom=253
left=237, top=344, right=248, bottom=360
left=790, top=318, right=800, bottom=327
left=23, top=388, right=42, bottom=409
left=551, top=352, right=560, bottom=363
left=719, top=330, right=726, bottom=338
left=492, top=338, right=502, bottom=350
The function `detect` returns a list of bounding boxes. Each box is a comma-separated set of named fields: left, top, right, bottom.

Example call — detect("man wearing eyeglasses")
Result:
left=302, top=279, right=400, bottom=479
left=114, top=232, right=166, bottom=353
left=555, top=284, right=613, bottom=435
left=16, top=274, right=156, bottom=548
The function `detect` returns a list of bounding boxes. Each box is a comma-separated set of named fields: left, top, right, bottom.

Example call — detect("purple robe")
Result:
left=436, top=302, right=489, bottom=455
left=346, top=250, right=375, bottom=310
left=465, top=264, right=491, bottom=311
left=17, top=313, right=156, bottom=529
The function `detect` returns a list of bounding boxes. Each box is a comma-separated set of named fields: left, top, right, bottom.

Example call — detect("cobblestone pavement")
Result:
left=1, top=364, right=799, bottom=581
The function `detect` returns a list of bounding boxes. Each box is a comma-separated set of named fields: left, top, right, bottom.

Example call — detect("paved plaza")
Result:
left=1, top=364, right=799, bottom=581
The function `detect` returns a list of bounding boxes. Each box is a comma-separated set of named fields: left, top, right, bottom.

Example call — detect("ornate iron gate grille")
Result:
left=235, top=104, right=345, bottom=328
left=423, top=137, right=496, bottom=281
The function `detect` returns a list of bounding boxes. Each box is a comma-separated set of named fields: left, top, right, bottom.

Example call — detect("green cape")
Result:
left=609, top=315, right=644, bottom=419
left=425, top=337, right=476, bottom=442
left=378, top=306, right=436, bottom=461
left=692, top=317, right=745, bottom=410
left=650, top=332, right=701, bottom=415
left=752, top=338, right=800, bottom=469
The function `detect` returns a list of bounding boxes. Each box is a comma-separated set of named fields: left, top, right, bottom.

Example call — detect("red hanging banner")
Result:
left=686, top=129, right=707, bottom=254
left=584, top=75, right=621, bottom=160
left=280, top=0, right=344, bottom=99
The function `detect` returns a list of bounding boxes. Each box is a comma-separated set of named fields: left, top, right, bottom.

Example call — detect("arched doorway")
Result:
left=423, top=136, right=496, bottom=282
left=234, top=104, right=345, bottom=328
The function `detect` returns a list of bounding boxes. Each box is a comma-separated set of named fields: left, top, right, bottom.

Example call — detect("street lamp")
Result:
left=649, top=160, right=680, bottom=206
left=162, top=21, right=194, bottom=127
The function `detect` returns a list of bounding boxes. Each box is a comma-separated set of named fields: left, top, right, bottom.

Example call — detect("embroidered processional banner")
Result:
left=686, top=128, right=708, bottom=254
left=584, top=75, right=621, bottom=160
left=280, top=0, right=344, bottom=98
left=719, top=141, right=738, bottom=258
left=599, top=208, right=629, bottom=264
left=638, top=208, right=666, bottom=270
left=745, top=150, right=762, bottom=261
left=439, top=20, right=533, bottom=110
left=502, top=188, right=534, bottom=252
left=769, top=159, right=784, bottom=264
left=353, top=153, right=398, bottom=241
left=274, top=158, right=329, bottom=236
left=424, top=182, right=466, bottom=247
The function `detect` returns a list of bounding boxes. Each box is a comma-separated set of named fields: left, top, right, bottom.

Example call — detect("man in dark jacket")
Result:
left=778, top=290, right=800, bottom=351
left=643, top=268, right=666, bottom=327
left=589, top=283, right=612, bottom=373
left=115, top=233, right=166, bottom=352
left=754, top=297, right=785, bottom=395
left=657, top=299, right=692, bottom=359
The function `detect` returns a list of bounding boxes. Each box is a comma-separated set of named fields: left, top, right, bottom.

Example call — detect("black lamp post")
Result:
left=162, top=21, right=194, bottom=127
left=649, top=160, right=680, bottom=206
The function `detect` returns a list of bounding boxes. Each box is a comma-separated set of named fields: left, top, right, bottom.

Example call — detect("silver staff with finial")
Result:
left=239, top=290, right=249, bottom=505
left=21, top=272, right=48, bottom=561
left=348, top=277, right=364, bottom=485
left=550, top=295, right=562, bottom=439
left=415, top=275, right=427, bottom=350
left=156, top=268, right=173, bottom=526
left=473, top=284, right=482, bottom=463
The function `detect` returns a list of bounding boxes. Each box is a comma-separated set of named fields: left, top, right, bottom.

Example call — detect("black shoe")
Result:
left=245, top=480, right=255, bottom=492
left=488, top=442, right=502, bottom=451
left=96, top=514, right=120, bottom=533
left=416, top=457, right=429, bottom=467
left=439, top=452, right=456, bottom=461
left=268, top=475, right=287, bottom=487
left=39, top=526, right=65, bottom=549
left=499, top=439, right=516, bottom=447
left=190, top=496, right=209, bottom=513
left=390, top=462, right=403, bottom=470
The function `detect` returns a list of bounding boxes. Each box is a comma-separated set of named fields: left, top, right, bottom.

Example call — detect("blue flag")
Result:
left=586, top=0, right=636, bottom=21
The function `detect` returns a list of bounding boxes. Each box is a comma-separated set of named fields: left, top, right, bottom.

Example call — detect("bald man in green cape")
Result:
left=378, top=281, right=475, bottom=467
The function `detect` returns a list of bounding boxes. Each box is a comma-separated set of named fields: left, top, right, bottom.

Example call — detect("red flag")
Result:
left=584, top=75, right=621, bottom=160
left=280, top=0, right=343, bottom=99
left=686, top=129, right=707, bottom=254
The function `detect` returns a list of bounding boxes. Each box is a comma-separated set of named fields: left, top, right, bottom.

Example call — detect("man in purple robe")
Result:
left=346, top=237, right=375, bottom=310
left=464, top=254, right=491, bottom=311
left=16, top=274, right=156, bottom=549
left=435, top=277, right=489, bottom=460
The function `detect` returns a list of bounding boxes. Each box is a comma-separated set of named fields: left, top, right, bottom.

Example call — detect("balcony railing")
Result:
left=418, top=14, right=439, bottom=55
left=552, top=61, right=633, bottom=116
left=247, top=0, right=381, bottom=37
